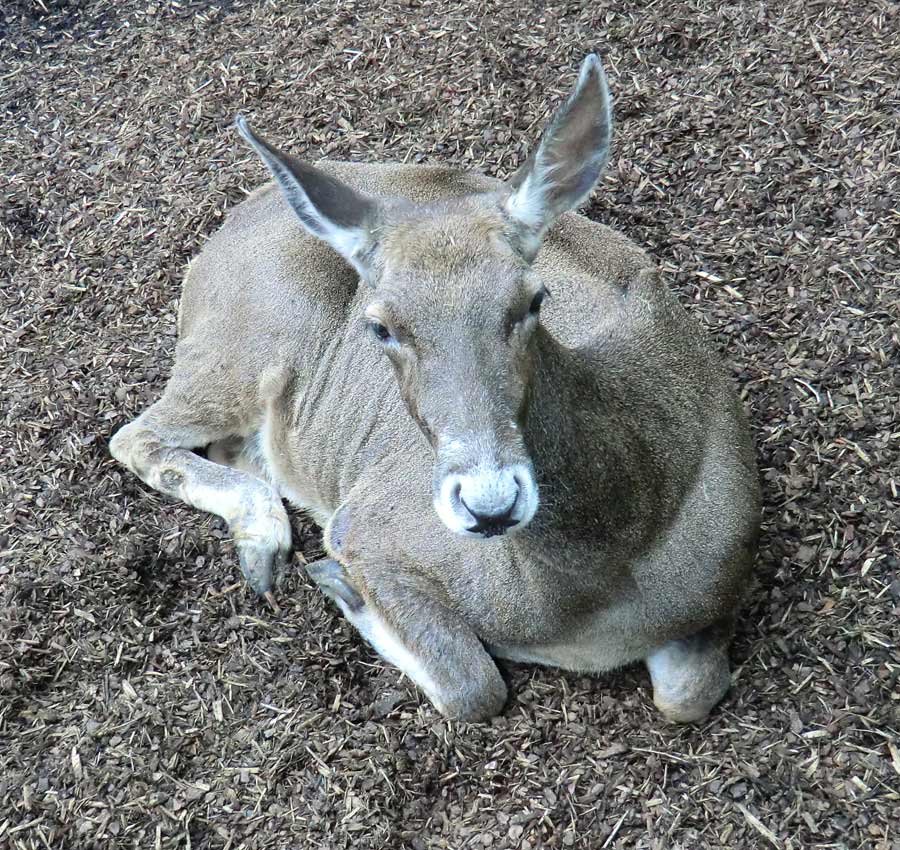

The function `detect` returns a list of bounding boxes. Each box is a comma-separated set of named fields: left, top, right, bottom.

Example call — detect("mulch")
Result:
left=1, top=1, right=898, bottom=848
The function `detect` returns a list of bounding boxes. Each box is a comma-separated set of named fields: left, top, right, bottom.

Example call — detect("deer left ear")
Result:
left=505, top=54, right=613, bottom=260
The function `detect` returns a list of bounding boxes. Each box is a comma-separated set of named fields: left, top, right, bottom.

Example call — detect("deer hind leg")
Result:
left=645, top=619, right=733, bottom=723
left=110, top=395, right=292, bottom=606
left=207, top=433, right=270, bottom=479
left=306, top=556, right=507, bottom=721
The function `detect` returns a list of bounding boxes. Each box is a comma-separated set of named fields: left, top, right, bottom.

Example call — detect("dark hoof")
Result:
left=237, top=541, right=292, bottom=598
left=306, top=558, right=364, bottom=612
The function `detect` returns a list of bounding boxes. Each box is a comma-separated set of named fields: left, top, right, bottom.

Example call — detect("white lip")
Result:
left=434, top=462, right=539, bottom=537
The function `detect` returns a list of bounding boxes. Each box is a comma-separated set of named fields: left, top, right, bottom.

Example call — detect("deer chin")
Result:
left=433, top=461, right=539, bottom=539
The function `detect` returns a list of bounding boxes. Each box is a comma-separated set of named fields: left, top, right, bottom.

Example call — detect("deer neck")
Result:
left=514, top=326, right=645, bottom=563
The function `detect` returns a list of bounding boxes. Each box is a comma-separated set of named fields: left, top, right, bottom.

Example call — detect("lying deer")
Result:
left=111, top=55, right=760, bottom=723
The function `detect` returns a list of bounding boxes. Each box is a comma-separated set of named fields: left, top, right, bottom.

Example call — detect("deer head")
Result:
left=237, top=54, right=613, bottom=538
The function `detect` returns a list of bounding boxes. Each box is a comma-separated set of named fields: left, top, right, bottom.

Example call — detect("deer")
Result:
left=110, top=55, right=760, bottom=723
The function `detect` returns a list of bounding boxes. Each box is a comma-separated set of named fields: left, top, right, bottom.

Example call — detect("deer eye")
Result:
left=528, top=289, right=547, bottom=315
left=367, top=320, right=393, bottom=343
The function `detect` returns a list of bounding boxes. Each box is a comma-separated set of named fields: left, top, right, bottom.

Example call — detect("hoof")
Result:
left=646, top=636, right=732, bottom=724
left=654, top=695, right=719, bottom=724
left=306, top=558, right=364, bottom=612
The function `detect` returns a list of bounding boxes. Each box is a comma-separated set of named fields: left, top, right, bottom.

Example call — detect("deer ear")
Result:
left=505, top=55, right=613, bottom=260
left=236, top=115, right=379, bottom=276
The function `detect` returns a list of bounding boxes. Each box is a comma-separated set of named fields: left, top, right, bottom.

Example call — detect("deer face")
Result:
left=237, top=54, right=612, bottom=538
left=363, top=207, right=544, bottom=537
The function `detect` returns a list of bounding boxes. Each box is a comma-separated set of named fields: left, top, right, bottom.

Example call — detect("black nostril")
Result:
left=461, top=493, right=519, bottom=536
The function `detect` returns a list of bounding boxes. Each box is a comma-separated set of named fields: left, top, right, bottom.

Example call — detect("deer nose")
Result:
left=462, top=495, right=517, bottom=522
left=461, top=493, right=519, bottom=537
left=456, top=472, right=521, bottom=537
left=434, top=462, right=539, bottom=538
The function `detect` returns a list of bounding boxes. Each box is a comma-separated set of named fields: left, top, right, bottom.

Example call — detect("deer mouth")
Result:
left=468, top=517, right=520, bottom=538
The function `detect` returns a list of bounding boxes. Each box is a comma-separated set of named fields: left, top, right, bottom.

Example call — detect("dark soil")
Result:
left=2, top=1, right=898, bottom=848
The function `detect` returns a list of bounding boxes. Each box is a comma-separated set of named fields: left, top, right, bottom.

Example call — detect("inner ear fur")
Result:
left=505, top=54, right=613, bottom=259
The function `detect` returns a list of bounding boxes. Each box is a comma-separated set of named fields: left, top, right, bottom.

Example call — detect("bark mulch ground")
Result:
left=2, top=1, right=898, bottom=848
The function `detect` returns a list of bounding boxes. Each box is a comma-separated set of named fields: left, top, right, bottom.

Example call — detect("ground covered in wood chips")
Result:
left=2, top=1, right=899, bottom=848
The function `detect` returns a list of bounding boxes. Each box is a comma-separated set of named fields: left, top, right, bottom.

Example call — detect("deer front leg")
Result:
left=306, top=557, right=507, bottom=721
left=110, top=400, right=292, bottom=609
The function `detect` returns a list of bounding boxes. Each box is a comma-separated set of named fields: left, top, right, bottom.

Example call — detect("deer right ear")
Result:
left=504, top=55, right=613, bottom=261
left=236, top=116, right=379, bottom=277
